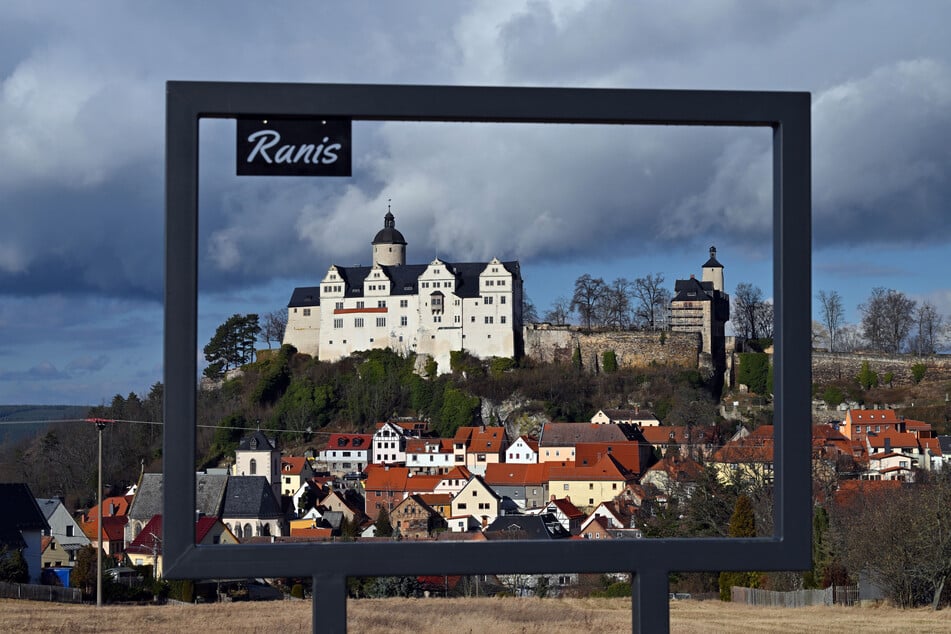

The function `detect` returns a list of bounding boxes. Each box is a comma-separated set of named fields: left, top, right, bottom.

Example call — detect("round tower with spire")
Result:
left=701, top=245, right=724, bottom=292
left=371, top=204, right=407, bottom=267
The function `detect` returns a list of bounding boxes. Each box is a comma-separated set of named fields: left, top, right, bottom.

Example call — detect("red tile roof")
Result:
left=574, top=442, right=647, bottom=475
left=547, top=454, right=634, bottom=482
left=325, top=433, right=372, bottom=450
left=483, top=463, right=548, bottom=486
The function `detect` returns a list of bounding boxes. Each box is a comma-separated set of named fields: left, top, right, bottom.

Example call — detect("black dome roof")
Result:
left=372, top=211, right=407, bottom=245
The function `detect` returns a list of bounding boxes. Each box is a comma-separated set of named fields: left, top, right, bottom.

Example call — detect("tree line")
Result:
left=816, top=288, right=946, bottom=355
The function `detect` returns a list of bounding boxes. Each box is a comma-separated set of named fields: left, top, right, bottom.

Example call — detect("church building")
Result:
left=283, top=212, right=523, bottom=373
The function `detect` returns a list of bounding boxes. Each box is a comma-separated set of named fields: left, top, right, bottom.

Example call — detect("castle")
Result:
left=282, top=212, right=524, bottom=373
left=669, top=246, right=730, bottom=379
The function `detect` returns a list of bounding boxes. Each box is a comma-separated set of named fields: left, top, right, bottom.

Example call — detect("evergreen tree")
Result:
left=719, top=495, right=761, bottom=600
left=374, top=507, right=394, bottom=537
left=0, top=546, right=28, bottom=583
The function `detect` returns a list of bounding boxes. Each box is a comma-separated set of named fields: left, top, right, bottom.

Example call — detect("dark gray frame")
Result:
left=164, top=82, right=811, bottom=633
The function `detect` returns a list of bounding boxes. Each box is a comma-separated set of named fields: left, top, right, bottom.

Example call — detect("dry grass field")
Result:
left=3, top=597, right=951, bottom=633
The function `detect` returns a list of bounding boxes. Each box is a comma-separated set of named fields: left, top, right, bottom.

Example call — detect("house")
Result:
left=319, top=433, right=372, bottom=476
left=640, top=454, right=705, bottom=498
left=232, top=431, right=282, bottom=499
left=315, top=488, right=367, bottom=525
left=591, top=408, right=660, bottom=427
left=125, top=515, right=237, bottom=578
left=0, top=483, right=51, bottom=584
left=546, top=454, right=638, bottom=512
left=36, top=498, right=89, bottom=566
left=362, top=464, right=443, bottom=520
left=372, top=420, right=428, bottom=466
left=279, top=456, right=316, bottom=497
left=709, top=425, right=776, bottom=485
left=581, top=499, right=638, bottom=532
left=283, top=212, right=524, bottom=374
left=505, top=436, right=539, bottom=464
left=405, top=437, right=455, bottom=474
left=483, top=513, right=569, bottom=540
left=638, top=424, right=721, bottom=461
left=541, top=496, right=585, bottom=535
left=40, top=535, right=70, bottom=570
left=390, top=494, right=446, bottom=539
left=537, top=422, right=644, bottom=463
left=574, top=441, right=655, bottom=479
left=450, top=475, right=502, bottom=530
left=482, top=463, right=549, bottom=511
left=452, top=426, right=509, bottom=475
left=221, top=476, right=286, bottom=540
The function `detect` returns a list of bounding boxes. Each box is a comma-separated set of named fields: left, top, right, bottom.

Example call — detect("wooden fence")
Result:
left=731, top=585, right=859, bottom=607
left=0, top=581, right=82, bottom=604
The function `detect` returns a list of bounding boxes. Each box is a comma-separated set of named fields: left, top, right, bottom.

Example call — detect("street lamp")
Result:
left=87, top=418, right=110, bottom=608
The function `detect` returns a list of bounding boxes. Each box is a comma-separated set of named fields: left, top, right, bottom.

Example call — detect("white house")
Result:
left=505, top=436, right=539, bottom=464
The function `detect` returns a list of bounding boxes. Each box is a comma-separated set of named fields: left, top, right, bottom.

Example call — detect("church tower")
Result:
left=371, top=211, right=407, bottom=266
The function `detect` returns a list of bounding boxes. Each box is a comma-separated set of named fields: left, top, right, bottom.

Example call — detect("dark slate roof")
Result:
left=672, top=277, right=714, bottom=302
left=221, top=476, right=284, bottom=519
left=372, top=212, right=407, bottom=246
left=127, top=473, right=229, bottom=521
left=237, top=431, right=277, bottom=452
left=288, top=260, right=520, bottom=307
left=36, top=497, right=63, bottom=521
left=288, top=286, right=320, bottom=308
left=484, top=513, right=569, bottom=540
left=0, top=483, right=49, bottom=548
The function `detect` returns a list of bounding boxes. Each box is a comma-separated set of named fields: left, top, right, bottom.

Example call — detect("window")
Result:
left=400, top=299, right=408, bottom=308
left=356, top=301, right=364, bottom=309
left=444, top=281, right=452, bottom=288
left=589, top=483, right=594, bottom=490
left=434, top=315, right=442, bottom=323
left=400, top=316, right=408, bottom=326
left=422, top=282, right=429, bottom=288
left=484, top=296, right=493, bottom=305
left=303, top=308, right=311, bottom=316
left=250, top=459, right=257, bottom=475
left=500, top=316, right=507, bottom=324
left=454, top=315, right=461, bottom=323
left=471, top=316, right=476, bottom=322
left=499, top=280, right=506, bottom=286
left=335, top=301, right=344, bottom=309
left=484, top=316, right=493, bottom=324
left=486, top=280, right=494, bottom=286
left=500, top=295, right=506, bottom=303
left=378, top=300, right=386, bottom=308
left=563, top=484, right=569, bottom=490
left=65, top=525, right=74, bottom=537
left=431, top=293, right=444, bottom=310
left=376, top=317, right=386, bottom=327
left=457, top=503, right=467, bottom=510
left=355, top=318, right=364, bottom=328
left=333, top=318, right=343, bottom=329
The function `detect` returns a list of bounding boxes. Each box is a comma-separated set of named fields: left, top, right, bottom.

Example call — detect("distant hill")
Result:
left=0, top=404, right=90, bottom=445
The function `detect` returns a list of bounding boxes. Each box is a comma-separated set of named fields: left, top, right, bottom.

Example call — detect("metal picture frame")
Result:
left=164, top=81, right=811, bottom=632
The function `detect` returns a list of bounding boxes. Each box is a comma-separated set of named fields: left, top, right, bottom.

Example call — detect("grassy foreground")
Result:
left=3, top=597, right=951, bottom=633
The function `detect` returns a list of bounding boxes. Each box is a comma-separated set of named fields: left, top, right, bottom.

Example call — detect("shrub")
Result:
left=291, top=583, right=304, bottom=599
left=602, top=350, right=618, bottom=373
left=857, top=361, right=879, bottom=390
left=737, top=353, right=770, bottom=395
left=911, top=363, right=927, bottom=384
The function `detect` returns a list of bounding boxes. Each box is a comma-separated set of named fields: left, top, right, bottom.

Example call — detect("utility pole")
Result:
left=87, top=418, right=110, bottom=608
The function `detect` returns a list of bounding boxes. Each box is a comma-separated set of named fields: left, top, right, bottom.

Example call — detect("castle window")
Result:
left=400, top=299, right=408, bottom=308
left=355, top=318, right=364, bottom=328
left=335, top=302, right=343, bottom=309
left=499, top=280, right=506, bottom=286
left=501, top=316, right=507, bottom=324
left=333, top=319, right=343, bottom=329
left=376, top=317, right=386, bottom=327
left=378, top=300, right=386, bottom=307
left=454, top=316, right=460, bottom=323
left=486, top=280, right=494, bottom=286
left=471, top=316, right=476, bottom=323
left=484, top=316, right=493, bottom=324
left=400, top=316, right=408, bottom=326
left=500, top=296, right=506, bottom=304
left=484, top=296, right=493, bottom=305
left=434, top=315, right=442, bottom=323
left=430, top=292, right=444, bottom=311
left=357, top=301, right=364, bottom=309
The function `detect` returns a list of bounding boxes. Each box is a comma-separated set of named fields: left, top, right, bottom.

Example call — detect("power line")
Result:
left=0, top=417, right=338, bottom=436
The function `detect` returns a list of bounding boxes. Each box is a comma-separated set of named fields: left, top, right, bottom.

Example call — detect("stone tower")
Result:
left=371, top=211, right=407, bottom=266
left=701, top=246, right=724, bottom=292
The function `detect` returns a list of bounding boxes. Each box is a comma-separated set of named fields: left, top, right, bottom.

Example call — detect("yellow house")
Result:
left=546, top=454, right=635, bottom=512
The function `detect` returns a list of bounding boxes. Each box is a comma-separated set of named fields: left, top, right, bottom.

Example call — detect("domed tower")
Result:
left=701, top=245, right=724, bottom=292
left=372, top=211, right=407, bottom=266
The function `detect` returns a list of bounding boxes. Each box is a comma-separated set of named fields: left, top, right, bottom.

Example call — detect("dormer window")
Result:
left=430, top=291, right=444, bottom=312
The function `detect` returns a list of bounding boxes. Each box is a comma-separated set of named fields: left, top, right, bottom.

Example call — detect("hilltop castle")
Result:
left=282, top=212, right=524, bottom=373
left=669, top=246, right=730, bottom=379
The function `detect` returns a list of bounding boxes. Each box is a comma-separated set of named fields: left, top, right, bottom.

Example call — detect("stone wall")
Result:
left=811, top=352, right=951, bottom=386
left=523, top=324, right=699, bottom=371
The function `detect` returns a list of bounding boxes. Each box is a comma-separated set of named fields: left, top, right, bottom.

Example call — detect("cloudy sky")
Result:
left=1, top=1, right=950, bottom=405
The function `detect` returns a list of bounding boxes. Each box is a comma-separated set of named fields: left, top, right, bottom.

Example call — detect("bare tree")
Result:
left=599, top=277, right=633, bottom=329
left=837, top=323, right=864, bottom=352
left=732, top=283, right=768, bottom=340
left=909, top=301, right=944, bottom=355
left=816, top=290, right=844, bottom=352
left=859, top=287, right=916, bottom=353
left=262, top=309, right=288, bottom=349
left=543, top=296, right=572, bottom=325
left=754, top=300, right=774, bottom=339
left=633, top=273, right=670, bottom=331
left=522, top=295, right=539, bottom=323
left=571, top=274, right=607, bottom=329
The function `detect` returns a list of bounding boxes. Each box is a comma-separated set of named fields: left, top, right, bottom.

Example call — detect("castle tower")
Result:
left=701, top=246, right=724, bottom=292
left=371, top=211, right=407, bottom=266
